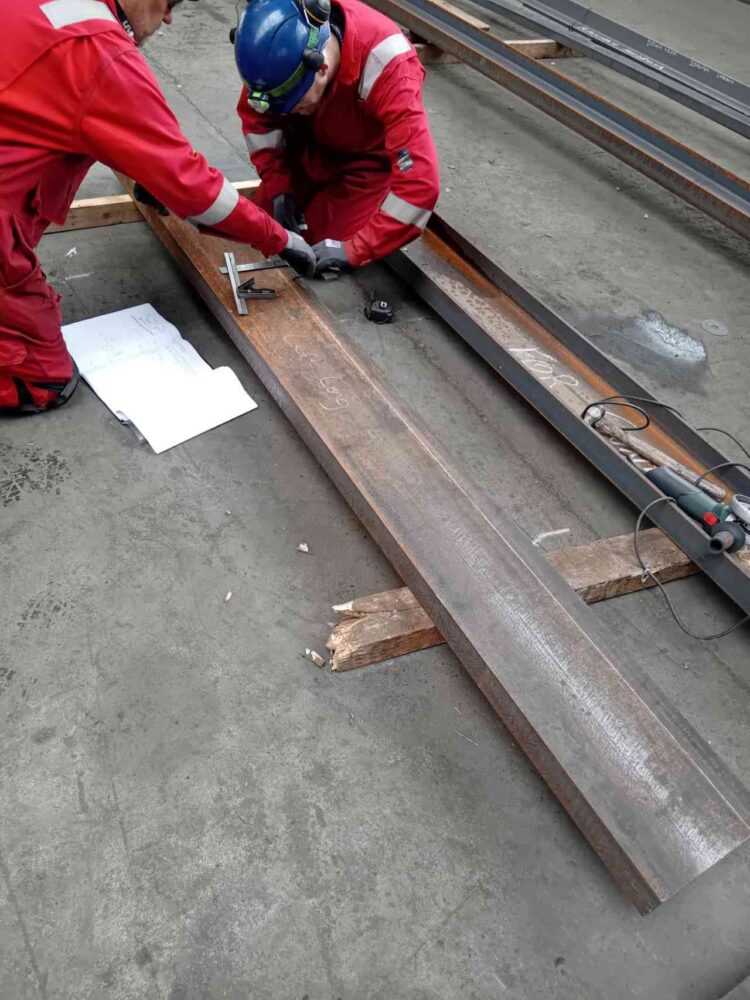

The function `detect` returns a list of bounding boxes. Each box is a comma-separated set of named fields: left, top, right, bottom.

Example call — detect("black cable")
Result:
left=581, top=394, right=685, bottom=432
left=694, top=461, right=750, bottom=490
left=696, top=427, right=750, bottom=462
left=634, top=497, right=749, bottom=640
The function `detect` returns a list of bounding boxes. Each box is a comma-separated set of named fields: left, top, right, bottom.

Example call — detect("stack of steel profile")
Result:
left=465, top=0, right=750, bottom=137
left=368, top=0, right=750, bottom=240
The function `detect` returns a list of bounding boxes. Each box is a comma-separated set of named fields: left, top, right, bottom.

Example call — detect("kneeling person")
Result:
left=234, top=0, right=441, bottom=278
left=0, top=0, right=315, bottom=414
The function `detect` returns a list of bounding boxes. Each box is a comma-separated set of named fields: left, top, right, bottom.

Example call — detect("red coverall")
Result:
left=238, top=0, right=440, bottom=268
left=0, top=0, right=288, bottom=412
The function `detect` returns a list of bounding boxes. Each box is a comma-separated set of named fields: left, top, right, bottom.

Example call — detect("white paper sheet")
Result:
left=62, top=304, right=256, bottom=453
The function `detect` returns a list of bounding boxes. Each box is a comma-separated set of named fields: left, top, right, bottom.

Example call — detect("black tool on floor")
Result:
left=365, top=292, right=394, bottom=324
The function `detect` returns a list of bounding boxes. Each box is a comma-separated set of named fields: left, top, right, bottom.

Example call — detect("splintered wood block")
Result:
left=333, top=586, right=420, bottom=618
left=328, top=605, right=442, bottom=671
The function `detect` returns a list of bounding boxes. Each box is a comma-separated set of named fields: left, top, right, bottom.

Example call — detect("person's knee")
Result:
left=0, top=363, right=80, bottom=414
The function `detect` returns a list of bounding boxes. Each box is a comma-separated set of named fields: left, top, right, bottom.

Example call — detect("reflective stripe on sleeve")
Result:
left=359, top=33, right=412, bottom=100
left=245, top=130, right=284, bottom=152
left=380, top=192, right=431, bottom=229
left=187, top=178, right=240, bottom=227
left=41, top=0, right=116, bottom=28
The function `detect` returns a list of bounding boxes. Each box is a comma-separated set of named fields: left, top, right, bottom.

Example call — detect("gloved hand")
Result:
left=133, top=183, right=169, bottom=216
left=312, top=239, right=352, bottom=280
left=279, top=230, right=316, bottom=278
left=272, top=193, right=301, bottom=235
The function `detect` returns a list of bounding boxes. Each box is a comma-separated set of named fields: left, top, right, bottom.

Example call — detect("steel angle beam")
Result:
left=368, top=0, right=750, bottom=240
left=126, top=184, right=750, bottom=913
left=387, top=217, right=750, bottom=614
left=469, top=0, right=750, bottom=137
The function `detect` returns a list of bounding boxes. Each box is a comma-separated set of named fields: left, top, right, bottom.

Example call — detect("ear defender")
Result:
left=302, top=47, right=326, bottom=70
left=301, top=0, right=330, bottom=25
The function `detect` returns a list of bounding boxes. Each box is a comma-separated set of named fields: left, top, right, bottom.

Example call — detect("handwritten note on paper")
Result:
left=62, top=304, right=257, bottom=453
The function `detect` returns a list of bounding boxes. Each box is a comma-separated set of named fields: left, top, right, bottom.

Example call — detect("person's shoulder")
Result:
left=336, top=0, right=402, bottom=43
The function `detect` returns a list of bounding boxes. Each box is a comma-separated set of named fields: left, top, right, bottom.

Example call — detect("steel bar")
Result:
left=468, top=0, right=750, bottom=137
left=387, top=216, right=750, bottom=614
left=127, top=188, right=750, bottom=913
left=721, top=972, right=750, bottom=1000
left=223, top=251, right=248, bottom=316
left=369, top=0, right=750, bottom=239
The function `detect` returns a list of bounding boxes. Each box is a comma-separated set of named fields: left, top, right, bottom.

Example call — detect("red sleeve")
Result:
left=237, top=88, right=293, bottom=214
left=78, top=51, right=287, bottom=257
left=345, top=56, right=440, bottom=267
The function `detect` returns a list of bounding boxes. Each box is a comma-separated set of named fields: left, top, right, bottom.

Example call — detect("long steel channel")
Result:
left=388, top=216, right=750, bottom=614
left=129, top=188, right=750, bottom=913
left=369, top=0, right=750, bottom=240
left=469, top=0, right=750, bottom=137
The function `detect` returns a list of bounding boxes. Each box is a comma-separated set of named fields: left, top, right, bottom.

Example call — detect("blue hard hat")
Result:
left=235, top=0, right=332, bottom=114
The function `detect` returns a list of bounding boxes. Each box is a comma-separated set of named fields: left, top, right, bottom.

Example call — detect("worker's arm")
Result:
left=344, top=57, right=440, bottom=267
left=77, top=51, right=288, bottom=257
left=237, top=89, right=294, bottom=216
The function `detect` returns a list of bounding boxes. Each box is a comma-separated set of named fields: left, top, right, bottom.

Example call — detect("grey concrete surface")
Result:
left=2, top=0, right=750, bottom=997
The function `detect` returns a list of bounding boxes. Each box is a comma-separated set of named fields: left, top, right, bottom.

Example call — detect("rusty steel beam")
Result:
left=387, top=217, right=750, bottom=614
left=126, top=186, right=750, bottom=913
left=369, top=0, right=750, bottom=240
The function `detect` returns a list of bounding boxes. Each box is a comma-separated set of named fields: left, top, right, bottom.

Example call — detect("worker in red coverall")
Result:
left=233, top=0, right=440, bottom=278
left=0, top=0, right=316, bottom=414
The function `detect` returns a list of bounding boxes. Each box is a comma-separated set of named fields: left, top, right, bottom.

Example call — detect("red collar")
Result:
left=332, top=0, right=362, bottom=88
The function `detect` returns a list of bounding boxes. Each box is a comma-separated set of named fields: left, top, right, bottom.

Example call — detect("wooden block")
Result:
left=46, top=194, right=141, bottom=234
left=414, top=41, right=461, bottom=65
left=326, top=529, right=750, bottom=671
left=546, top=526, right=696, bottom=603
left=425, top=0, right=490, bottom=32
left=48, top=180, right=261, bottom=235
left=328, top=605, right=442, bottom=671
left=415, top=37, right=575, bottom=65
left=504, top=37, right=577, bottom=59
left=333, top=586, right=420, bottom=617
left=124, top=172, right=750, bottom=914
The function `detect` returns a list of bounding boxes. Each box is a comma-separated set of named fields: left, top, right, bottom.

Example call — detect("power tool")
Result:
left=634, top=462, right=750, bottom=554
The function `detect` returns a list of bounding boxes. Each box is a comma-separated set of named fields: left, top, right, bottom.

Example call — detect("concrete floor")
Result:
left=2, top=0, right=750, bottom=997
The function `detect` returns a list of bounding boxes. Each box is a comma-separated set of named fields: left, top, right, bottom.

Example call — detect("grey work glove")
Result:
left=133, top=183, right=168, bottom=216
left=312, top=239, right=353, bottom=280
left=279, top=230, right=315, bottom=279
left=272, top=193, right=301, bottom=235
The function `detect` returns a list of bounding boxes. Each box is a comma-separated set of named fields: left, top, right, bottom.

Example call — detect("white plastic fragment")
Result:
left=65, top=247, right=77, bottom=258
left=223, top=591, right=233, bottom=603
left=297, top=542, right=310, bottom=553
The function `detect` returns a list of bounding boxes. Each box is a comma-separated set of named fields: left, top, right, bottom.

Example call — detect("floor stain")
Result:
left=17, top=591, right=69, bottom=630
left=0, top=444, right=71, bottom=506
left=575, top=309, right=709, bottom=390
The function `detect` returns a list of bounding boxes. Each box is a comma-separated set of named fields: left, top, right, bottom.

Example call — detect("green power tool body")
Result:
left=644, top=466, right=750, bottom=554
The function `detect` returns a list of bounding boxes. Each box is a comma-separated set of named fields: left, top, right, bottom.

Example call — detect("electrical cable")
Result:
left=581, top=394, right=685, bottom=432
left=634, top=498, right=750, bottom=640
left=696, top=427, right=750, bottom=462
